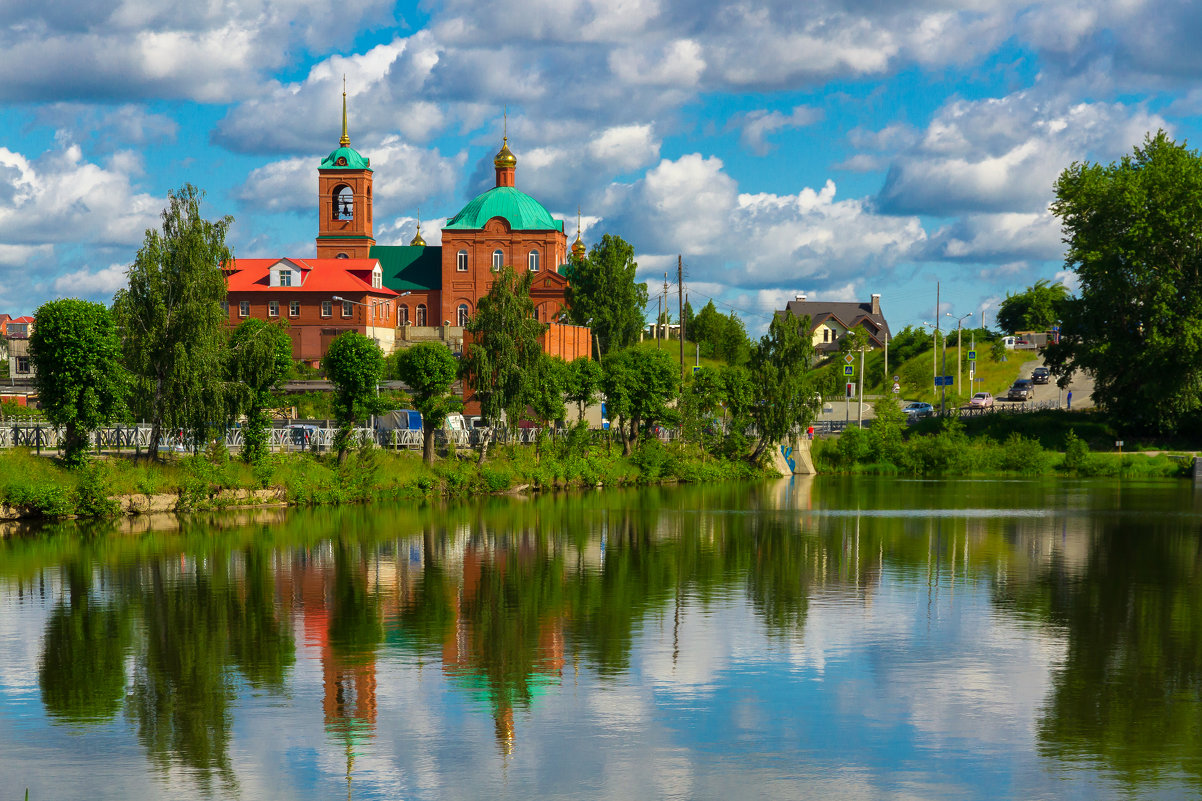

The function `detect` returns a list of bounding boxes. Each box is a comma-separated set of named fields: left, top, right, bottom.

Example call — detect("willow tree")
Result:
left=322, top=331, right=384, bottom=463
left=461, top=266, right=543, bottom=460
left=748, top=311, right=820, bottom=462
left=113, top=184, right=232, bottom=458
left=227, top=318, right=293, bottom=463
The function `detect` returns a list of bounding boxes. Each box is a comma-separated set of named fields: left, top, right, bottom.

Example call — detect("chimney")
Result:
left=795, top=293, right=806, bottom=302
left=871, top=293, right=880, bottom=316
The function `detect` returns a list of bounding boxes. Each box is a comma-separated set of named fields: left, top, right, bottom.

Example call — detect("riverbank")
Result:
left=0, top=438, right=772, bottom=522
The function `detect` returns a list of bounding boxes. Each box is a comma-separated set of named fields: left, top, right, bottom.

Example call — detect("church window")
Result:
left=457, top=250, right=468, bottom=271
left=342, top=300, right=353, bottom=318
left=492, top=250, right=503, bottom=270
left=279, top=270, right=292, bottom=287
left=528, top=249, right=540, bottom=271
left=268, top=300, right=279, bottom=317
left=321, top=301, right=332, bottom=317
left=239, top=300, right=249, bottom=317
left=289, top=300, right=300, bottom=317
left=398, top=305, right=409, bottom=326
left=333, top=186, right=354, bottom=220
left=336, top=253, right=349, bottom=259
left=457, top=304, right=469, bottom=327
left=416, top=304, right=427, bottom=326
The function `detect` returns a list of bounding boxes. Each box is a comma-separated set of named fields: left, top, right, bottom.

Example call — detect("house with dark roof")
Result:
left=779, top=294, right=891, bottom=354
left=5, top=315, right=35, bottom=379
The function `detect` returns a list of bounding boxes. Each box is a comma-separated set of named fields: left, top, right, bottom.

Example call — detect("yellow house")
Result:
left=779, top=293, right=891, bottom=354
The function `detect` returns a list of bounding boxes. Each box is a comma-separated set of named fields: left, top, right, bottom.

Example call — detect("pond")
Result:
left=2, top=477, right=1201, bottom=800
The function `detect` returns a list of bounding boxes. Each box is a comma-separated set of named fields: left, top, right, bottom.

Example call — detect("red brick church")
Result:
left=225, top=94, right=589, bottom=363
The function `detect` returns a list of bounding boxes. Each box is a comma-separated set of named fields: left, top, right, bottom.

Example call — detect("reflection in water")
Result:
left=3, top=478, right=1202, bottom=798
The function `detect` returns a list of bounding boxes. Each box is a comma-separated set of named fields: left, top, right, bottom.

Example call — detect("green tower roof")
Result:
left=444, top=186, right=564, bottom=232
left=320, top=146, right=371, bottom=171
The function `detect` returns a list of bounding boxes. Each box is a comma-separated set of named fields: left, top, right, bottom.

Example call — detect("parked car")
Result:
left=1006, top=379, right=1034, bottom=401
left=902, top=401, right=934, bottom=418
left=1031, top=367, right=1050, bottom=384
left=969, top=392, right=993, bottom=409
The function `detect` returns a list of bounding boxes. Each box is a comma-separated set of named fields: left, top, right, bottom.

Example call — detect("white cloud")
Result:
left=923, top=211, right=1063, bottom=263
left=52, top=263, right=128, bottom=298
left=736, top=105, right=824, bottom=155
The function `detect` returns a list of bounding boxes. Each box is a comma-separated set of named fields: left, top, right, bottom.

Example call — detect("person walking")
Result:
left=1067, top=389, right=1073, bottom=410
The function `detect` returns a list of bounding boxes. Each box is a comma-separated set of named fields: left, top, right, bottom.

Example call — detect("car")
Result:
left=1031, top=367, right=1050, bottom=384
left=1006, top=379, right=1034, bottom=401
left=969, top=392, right=993, bottom=409
left=902, top=401, right=934, bottom=418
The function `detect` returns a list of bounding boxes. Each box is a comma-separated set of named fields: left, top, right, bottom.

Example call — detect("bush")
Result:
left=1062, top=429, right=1089, bottom=472
left=998, top=432, right=1051, bottom=474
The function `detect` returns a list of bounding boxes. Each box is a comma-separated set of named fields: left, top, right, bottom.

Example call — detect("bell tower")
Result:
left=317, top=80, right=374, bottom=259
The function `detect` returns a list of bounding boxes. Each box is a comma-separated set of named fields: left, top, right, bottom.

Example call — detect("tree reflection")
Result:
left=1035, top=520, right=1202, bottom=784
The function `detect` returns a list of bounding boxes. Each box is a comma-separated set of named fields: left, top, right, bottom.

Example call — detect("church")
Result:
left=224, top=93, right=590, bottom=364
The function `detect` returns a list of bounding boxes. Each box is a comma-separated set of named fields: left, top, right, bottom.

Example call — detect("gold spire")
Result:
left=494, top=110, right=517, bottom=169
left=409, top=221, right=426, bottom=247
left=340, top=75, right=350, bottom=147
left=572, top=206, right=585, bottom=257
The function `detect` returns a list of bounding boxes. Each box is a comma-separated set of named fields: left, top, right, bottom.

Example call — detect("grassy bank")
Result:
left=0, top=437, right=771, bottom=520
left=815, top=416, right=1193, bottom=478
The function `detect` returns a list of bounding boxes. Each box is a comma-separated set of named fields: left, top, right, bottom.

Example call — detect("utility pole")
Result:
left=659, top=272, right=668, bottom=349
left=936, top=281, right=945, bottom=415
left=883, top=332, right=888, bottom=381
left=857, top=345, right=865, bottom=429
left=678, top=255, right=684, bottom=385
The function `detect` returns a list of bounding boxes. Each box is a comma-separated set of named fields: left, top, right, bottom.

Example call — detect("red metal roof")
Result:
left=225, top=258, right=398, bottom=296
left=10, top=316, right=34, bottom=324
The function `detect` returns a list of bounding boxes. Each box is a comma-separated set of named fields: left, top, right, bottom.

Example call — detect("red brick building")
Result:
left=227, top=93, right=588, bottom=362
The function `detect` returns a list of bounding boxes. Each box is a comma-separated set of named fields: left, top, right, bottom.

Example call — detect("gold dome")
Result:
left=494, top=136, right=517, bottom=169
left=572, top=234, right=586, bottom=257
left=409, top=223, right=427, bottom=247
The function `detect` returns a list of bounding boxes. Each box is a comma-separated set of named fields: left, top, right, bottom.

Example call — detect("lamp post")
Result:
left=946, top=312, right=972, bottom=398
left=333, top=292, right=409, bottom=347
left=923, top=321, right=937, bottom=397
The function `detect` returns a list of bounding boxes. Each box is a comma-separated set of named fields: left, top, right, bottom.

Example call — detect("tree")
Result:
left=601, top=347, right=680, bottom=455
left=112, top=184, right=232, bottom=459
left=29, top=299, right=127, bottom=467
left=227, top=318, right=292, bottom=463
left=565, top=234, right=648, bottom=355
left=527, top=353, right=568, bottom=459
left=748, top=312, right=820, bottom=461
left=322, top=331, right=384, bottom=463
left=564, top=356, right=602, bottom=420
left=461, top=266, right=544, bottom=459
left=1046, top=131, right=1202, bottom=433
left=394, top=342, right=462, bottom=465
left=689, top=300, right=751, bottom=364
left=995, top=279, right=1070, bottom=334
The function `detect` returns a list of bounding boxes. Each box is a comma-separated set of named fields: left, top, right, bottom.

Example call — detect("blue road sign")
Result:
left=967, top=350, right=976, bottom=361
left=843, top=365, right=854, bottom=376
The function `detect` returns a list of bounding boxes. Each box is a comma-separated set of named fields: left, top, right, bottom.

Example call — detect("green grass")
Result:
left=821, top=344, right=1031, bottom=406
left=634, top=338, right=728, bottom=371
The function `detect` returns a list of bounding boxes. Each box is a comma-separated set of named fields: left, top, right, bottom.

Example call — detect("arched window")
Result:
left=492, top=249, right=503, bottom=270
left=457, top=304, right=470, bottom=327
left=333, top=185, right=354, bottom=220
left=456, top=250, right=468, bottom=272
left=398, top=305, right=409, bottom=326
left=416, top=304, right=427, bottom=326
left=528, top=249, right=540, bottom=271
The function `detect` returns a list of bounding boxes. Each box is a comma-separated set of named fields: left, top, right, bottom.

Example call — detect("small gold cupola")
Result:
left=409, top=222, right=427, bottom=247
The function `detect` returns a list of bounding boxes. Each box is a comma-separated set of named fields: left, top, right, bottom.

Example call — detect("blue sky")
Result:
left=0, top=0, right=1196, bottom=333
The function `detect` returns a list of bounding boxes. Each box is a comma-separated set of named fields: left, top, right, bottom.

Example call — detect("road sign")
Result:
left=892, top=382, right=900, bottom=394
left=967, top=350, right=976, bottom=361
left=893, top=375, right=900, bottom=383
left=693, top=365, right=701, bottom=375
left=844, top=354, right=854, bottom=365
left=846, top=382, right=856, bottom=397
left=843, top=365, right=854, bottom=376
left=934, top=375, right=955, bottom=386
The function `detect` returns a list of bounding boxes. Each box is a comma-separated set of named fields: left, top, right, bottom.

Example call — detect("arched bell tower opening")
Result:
left=316, top=85, right=375, bottom=259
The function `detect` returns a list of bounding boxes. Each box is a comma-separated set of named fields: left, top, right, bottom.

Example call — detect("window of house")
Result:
left=221, top=300, right=230, bottom=315
left=492, top=249, right=503, bottom=270
left=398, top=305, right=409, bottom=326
left=239, top=300, right=249, bottom=317
left=457, top=304, right=469, bottom=327
left=279, top=270, right=292, bottom=287
left=289, top=300, right=300, bottom=317
left=457, top=250, right=468, bottom=271
left=342, top=301, right=353, bottom=318
left=823, top=328, right=831, bottom=343
left=372, top=271, right=381, bottom=289
left=321, top=300, right=332, bottom=317
left=528, top=249, right=540, bottom=271
left=268, top=300, right=279, bottom=317
left=416, top=304, right=427, bottom=326
left=16, top=356, right=29, bottom=374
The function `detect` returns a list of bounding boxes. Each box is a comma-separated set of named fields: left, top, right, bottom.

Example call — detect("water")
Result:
left=2, top=477, right=1201, bottom=800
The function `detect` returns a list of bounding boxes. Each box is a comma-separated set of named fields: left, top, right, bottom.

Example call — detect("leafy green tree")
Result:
left=601, top=347, right=680, bottom=455
left=322, top=332, right=384, bottom=463
left=394, top=342, right=462, bottom=465
left=564, top=356, right=602, bottom=420
left=996, top=279, right=1070, bottom=334
left=227, top=318, right=292, bottom=463
left=1047, top=131, right=1202, bottom=432
left=690, top=300, right=751, bottom=364
left=565, top=234, right=648, bottom=355
left=113, top=184, right=232, bottom=459
left=462, top=266, right=544, bottom=459
left=29, top=299, right=127, bottom=467
left=680, top=366, right=724, bottom=448
left=867, top=397, right=908, bottom=466
left=748, top=312, right=820, bottom=461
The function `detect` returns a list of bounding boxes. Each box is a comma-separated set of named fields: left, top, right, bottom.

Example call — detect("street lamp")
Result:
left=946, top=312, right=972, bottom=397
left=333, top=292, right=409, bottom=346
left=922, top=321, right=938, bottom=396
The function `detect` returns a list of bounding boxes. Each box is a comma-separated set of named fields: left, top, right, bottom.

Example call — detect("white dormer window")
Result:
left=271, top=262, right=298, bottom=287
left=280, top=270, right=292, bottom=287
left=372, top=268, right=382, bottom=289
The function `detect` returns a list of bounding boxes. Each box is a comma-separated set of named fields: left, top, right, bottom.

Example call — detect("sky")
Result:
left=0, top=0, right=1196, bottom=334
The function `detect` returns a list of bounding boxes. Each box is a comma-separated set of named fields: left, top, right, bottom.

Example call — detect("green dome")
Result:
left=320, top=146, right=371, bottom=170
left=444, top=187, right=564, bottom=232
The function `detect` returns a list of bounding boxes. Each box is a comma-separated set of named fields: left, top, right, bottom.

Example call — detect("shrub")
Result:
left=1062, top=429, right=1089, bottom=472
